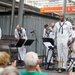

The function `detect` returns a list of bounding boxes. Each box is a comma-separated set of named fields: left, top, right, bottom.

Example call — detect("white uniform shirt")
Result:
left=53, top=21, right=72, bottom=41
left=72, top=29, right=75, bottom=51
left=43, top=27, right=55, bottom=39
left=72, top=29, right=75, bottom=38
left=0, top=28, right=2, bottom=39
left=14, top=27, right=27, bottom=40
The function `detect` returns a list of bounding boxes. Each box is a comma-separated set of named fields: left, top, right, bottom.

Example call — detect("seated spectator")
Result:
left=20, top=51, right=48, bottom=75
left=36, top=64, right=42, bottom=73
left=1, top=66, right=19, bottom=75
left=0, top=52, right=10, bottom=72
left=0, top=52, right=16, bottom=73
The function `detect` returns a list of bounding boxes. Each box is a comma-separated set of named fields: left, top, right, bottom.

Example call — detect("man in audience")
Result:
left=20, top=51, right=48, bottom=75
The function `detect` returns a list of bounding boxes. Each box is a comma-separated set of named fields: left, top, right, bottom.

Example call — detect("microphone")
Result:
left=30, top=30, right=35, bottom=33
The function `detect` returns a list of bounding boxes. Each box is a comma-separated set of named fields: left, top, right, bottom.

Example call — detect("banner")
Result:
left=40, top=6, right=75, bottom=13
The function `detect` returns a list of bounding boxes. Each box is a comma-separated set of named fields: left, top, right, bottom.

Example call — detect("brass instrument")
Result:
left=60, top=56, right=64, bottom=68
left=58, top=56, right=64, bottom=73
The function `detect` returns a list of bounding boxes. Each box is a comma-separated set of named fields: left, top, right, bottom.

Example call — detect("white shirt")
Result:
left=72, top=29, right=75, bottom=50
left=72, top=29, right=75, bottom=38
left=53, top=21, right=72, bottom=40
left=14, top=27, right=27, bottom=40
left=43, top=27, right=55, bottom=39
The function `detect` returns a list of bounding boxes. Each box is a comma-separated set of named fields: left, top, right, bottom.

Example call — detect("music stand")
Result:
left=43, top=38, right=54, bottom=45
left=9, top=39, right=25, bottom=66
left=42, top=38, right=55, bottom=69
left=9, top=39, right=25, bottom=47
left=16, top=39, right=34, bottom=66
left=15, top=39, right=25, bottom=47
left=24, top=39, right=34, bottom=46
left=9, top=39, right=34, bottom=66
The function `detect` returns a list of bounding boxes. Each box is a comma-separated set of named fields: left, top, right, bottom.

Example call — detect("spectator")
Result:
left=1, top=66, right=19, bottom=75
left=20, top=51, right=48, bottom=75
left=0, top=52, right=16, bottom=73
left=0, top=52, right=10, bottom=72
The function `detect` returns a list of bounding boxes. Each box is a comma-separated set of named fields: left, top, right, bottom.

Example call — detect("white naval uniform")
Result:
left=0, top=28, right=2, bottom=39
left=14, top=27, right=27, bottom=60
left=53, top=21, right=72, bottom=69
left=43, top=27, right=55, bottom=63
left=71, top=29, right=75, bottom=58
left=72, top=29, right=75, bottom=51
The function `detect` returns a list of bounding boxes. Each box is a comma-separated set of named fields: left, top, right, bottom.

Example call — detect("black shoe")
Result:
left=62, top=68, right=66, bottom=72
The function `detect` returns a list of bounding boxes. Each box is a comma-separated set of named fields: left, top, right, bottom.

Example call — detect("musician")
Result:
left=67, top=26, right=75, bottom=75
left=72, top=26, right=75, bottom=52
left=52, top=13, right=72, bottom=72
left=43, top=24, right=55, bottom=39
left=68, top=26, right=75, bottom=59
left=14, top=25, right=27, bottom=61
left=43, top=24, right=55, bottom=69
left=0, top=27, right=2, bottom=39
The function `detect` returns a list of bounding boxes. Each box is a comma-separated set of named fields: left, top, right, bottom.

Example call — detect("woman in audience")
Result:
left=0, top=52, right=16, bottom=73
left=20, top=51, right=48, bottom=75
left=1, top=66, right=19, bottom=75
left=0, top=52, right=10, bottom=72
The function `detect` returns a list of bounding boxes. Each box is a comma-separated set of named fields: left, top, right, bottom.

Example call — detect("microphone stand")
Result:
left=31, top=30, right=39, bottom=53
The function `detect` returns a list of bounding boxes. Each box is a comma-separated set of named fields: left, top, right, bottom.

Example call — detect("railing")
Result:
left=0, top=35, right=17, bottom=52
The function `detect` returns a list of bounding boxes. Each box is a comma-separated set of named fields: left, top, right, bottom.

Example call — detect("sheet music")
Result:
left=44, top=42, right=54, bottom=49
